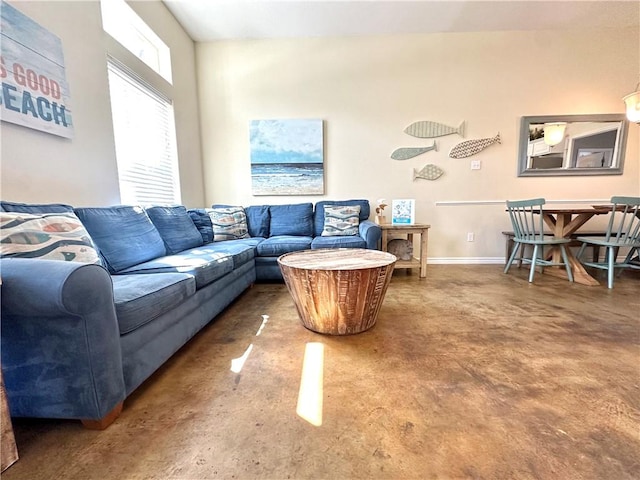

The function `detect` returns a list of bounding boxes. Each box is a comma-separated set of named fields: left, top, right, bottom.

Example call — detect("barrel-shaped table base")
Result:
left=278, top=249, right=396, bottom=335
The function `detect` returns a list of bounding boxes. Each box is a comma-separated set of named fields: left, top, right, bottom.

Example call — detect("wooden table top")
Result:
left=278, top=248, right=397, bottom=270
left=379, top=223, right=431, bottom=230
left=532, top=206, right=614, bottom=215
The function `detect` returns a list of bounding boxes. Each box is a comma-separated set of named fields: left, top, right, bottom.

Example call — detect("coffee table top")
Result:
left=278, top=248, right=397, bottom=270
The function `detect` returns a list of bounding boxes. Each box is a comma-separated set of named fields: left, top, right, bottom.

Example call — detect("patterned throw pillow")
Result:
left=0, top=212, right=101, bottom=264
left=321, top=205, right=361, bottom=236
left=208, top=207, right=250, bottom=242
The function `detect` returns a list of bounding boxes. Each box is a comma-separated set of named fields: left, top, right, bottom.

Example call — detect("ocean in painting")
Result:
left=251, top=163, right=324, bottom=195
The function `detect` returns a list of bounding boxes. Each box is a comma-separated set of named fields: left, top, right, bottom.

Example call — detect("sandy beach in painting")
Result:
left=251, top=163, right=324, bottom=195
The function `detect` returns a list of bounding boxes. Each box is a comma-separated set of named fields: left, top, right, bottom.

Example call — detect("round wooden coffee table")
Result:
left=278, top=248, right=397, bottom=335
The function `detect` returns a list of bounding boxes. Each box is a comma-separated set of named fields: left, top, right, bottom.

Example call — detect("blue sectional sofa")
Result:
left=0, top=199, right=380, bottom=428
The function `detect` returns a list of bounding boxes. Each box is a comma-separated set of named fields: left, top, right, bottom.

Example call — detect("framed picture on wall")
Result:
left=391, top=199, right=415, bottom=225
left=249, top=119, right=324, bottom=195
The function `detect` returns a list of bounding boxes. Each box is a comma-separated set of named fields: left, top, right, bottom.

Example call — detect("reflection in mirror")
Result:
left=518, top=114, right=628, bottom=176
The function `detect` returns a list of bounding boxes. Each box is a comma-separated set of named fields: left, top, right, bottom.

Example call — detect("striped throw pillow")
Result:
left=321, top=205, right=361, bottom=236
left=0, top=212, right=101, bottom=264
left=208, top=207, right=250, bottom=242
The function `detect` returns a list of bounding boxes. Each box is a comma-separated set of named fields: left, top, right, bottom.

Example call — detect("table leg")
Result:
left=543, top=248, right=600, bottom=286
left=419, top=228, right=428, bottom=278
left=543, top=212, right=601, bottom=286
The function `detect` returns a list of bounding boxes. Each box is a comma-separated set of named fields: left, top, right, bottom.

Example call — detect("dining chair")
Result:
left=576, top=196, right=640, bottom=289
left=504, top=198, right=574, bottom=283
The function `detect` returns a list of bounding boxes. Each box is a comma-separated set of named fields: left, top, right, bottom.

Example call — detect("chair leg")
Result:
left=529, top=245, right=539, bottom=282
left=559, top=245, right=574, bottom=282
left=504, top=242, right=521, bottom=274
left=577, top=243, right=587, bottom=261
left=592, top=246, right=600, bottom=263
left=607, top=247, right=615, bottom=289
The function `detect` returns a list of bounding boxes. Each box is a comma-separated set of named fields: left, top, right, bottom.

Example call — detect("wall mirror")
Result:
left=517, top=114, right=628, bottom=176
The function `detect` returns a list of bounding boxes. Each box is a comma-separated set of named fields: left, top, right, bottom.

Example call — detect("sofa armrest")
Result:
left=0, top=259, right=126, bottom=421
left=359, top=220, right=382, bottom=249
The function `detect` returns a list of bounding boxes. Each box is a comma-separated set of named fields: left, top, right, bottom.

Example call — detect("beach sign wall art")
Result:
left=0, top=1, right=73, bottom=138
left=250, top=119, right=324, bottom=196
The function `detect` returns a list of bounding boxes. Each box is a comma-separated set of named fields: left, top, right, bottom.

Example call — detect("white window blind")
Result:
left=107, top=60, right=181, bottom=205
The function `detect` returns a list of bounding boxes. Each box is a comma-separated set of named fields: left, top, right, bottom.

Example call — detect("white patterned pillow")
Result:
left=208, top=207, right=250, bottom=242
left=321, top=205, right=361, bottom=236
left=0, top=212, right=101, bottom=264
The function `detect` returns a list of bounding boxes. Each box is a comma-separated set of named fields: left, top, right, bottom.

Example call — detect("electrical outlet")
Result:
left=467, top=232, right=475, bottom=242
left=471, top=160, right=481, bottom=170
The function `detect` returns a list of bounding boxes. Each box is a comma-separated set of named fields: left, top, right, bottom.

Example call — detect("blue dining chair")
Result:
left=576, top=196, right=640, bottom=289
left=504, top=198, right=574, bottom=283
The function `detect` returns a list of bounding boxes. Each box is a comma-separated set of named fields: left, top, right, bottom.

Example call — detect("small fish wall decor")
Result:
left=390, top=141, right=437, bottom=160
left=449, top=133, right=501, bottom=159
left=413, top=164, right=444, bottom=181
left=404, top=120, right=465, bottom=139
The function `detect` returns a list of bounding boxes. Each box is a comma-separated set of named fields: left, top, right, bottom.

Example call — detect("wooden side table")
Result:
left=1, top=369, right=19, bottom=472
left=380, top=223, right=431, bottom=278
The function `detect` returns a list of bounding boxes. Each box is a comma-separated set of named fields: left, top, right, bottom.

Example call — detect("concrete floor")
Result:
left=4, top=265, right=640, bottom=480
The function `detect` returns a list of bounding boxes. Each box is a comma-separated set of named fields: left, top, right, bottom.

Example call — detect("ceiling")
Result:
left=163, top=0, right=640, bottom=42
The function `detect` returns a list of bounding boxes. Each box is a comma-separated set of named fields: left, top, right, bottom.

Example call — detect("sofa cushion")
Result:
left=314, top=200, right=370, bottom=237
left=256, top=235, right=313, bottom=257
left=0, top=201, right=74, bottom=214
left=187, top=208, right=214, bottom=244
left=269, top=203, right=313, bottom=237
left=0, top=212, right=102, bottom=264
left=311, top=235, right=367, bottom=249
left=321, top=205, right=361, bottom=236
left=191, top=241, right=256, bottom=269
left=112, top=273, right=196, bottom=334
left=146, top=206, right=204, bottom=254
left=75, top=206, right=166, bottom=273
left=209, top=206, right=250, bottom=242
left=245, top=205, right=270, bottom=237
left=118, top=250, right=234, bottom=289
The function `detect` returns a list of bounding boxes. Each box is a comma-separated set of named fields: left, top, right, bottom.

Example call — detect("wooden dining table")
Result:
left=535, top=205, right=613, bottom=285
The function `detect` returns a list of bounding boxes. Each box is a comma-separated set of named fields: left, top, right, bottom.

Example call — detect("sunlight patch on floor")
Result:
left=230, top=344, right=254, bottom=373
left=296, top=342, right=324, bottom=427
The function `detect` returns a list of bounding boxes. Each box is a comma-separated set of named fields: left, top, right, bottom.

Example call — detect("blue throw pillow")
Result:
left=146, top=206, right=204, bottom=254
left=314, top=200, right=370, bottom=237
left=269, top=203, right=314, bottom=237
left=245, top=205, right=270, bottom=237
left=1, top=200, right=74, bottom=214
left=75, top=206, right=167, bottom=273
left=188, top=208, right=214, bottom=244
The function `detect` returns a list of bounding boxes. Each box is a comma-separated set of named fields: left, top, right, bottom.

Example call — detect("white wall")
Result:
left=196, top=27, right=639, bottom=260
left=0, top=0, right=204, bottom=208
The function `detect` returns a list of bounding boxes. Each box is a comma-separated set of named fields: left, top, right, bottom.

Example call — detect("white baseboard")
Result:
left=427, top=257, right=504, bottom=265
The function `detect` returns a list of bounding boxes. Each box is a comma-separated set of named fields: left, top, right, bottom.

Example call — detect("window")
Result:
left=107, top=60, right=181, bottom=205
left=100, top=0, right=172, bottom=83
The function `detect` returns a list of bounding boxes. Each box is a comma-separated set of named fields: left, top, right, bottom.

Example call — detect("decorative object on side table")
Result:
left=375, top=198, right=388, bottom=224
left=387, top=238, right=413, bottom=260
left=391, top=199, right=415, bottom=225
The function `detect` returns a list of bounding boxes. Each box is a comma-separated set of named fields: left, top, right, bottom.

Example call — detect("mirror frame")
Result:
left=517, top=114, right=629, bottom=177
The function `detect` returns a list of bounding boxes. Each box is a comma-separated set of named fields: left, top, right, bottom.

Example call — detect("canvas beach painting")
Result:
left=250, top=119, right=324, bottom=195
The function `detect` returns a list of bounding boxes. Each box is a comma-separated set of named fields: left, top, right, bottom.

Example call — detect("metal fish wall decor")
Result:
left=413, top=164, right=444, bottom=181
left=391, top=141, right=437, bottom=160
left=404, top=120, right=465, bottom=139
left=449, top=133, right=501, bottom=159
